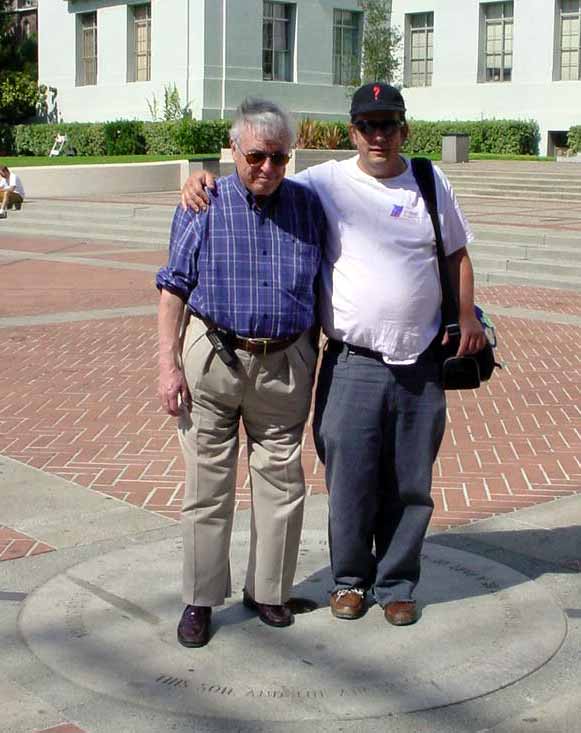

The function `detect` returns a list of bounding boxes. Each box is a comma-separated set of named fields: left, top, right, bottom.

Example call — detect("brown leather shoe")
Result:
left=330, top=588, right=366, bottom=619
left=177, top=605, right=211, bottom=647
left=242, top=590, right=293, bottom=627
left=384, top=601, right=418, bottom=626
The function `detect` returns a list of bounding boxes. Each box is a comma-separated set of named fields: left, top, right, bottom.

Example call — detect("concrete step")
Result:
left=0, top=221, right=168, bottom=247
left=469, top=240, right=580, bottom=263
left=474, top=268, right=581, bottom=290
left=471, top=252, right=581, bottom=279
left=454, top=187, right=581, bottom=202
left=470, top=226, right=581, bottom=246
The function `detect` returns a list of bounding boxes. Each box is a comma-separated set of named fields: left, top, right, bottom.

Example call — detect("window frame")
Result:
left=332, top=8, right=362, bottom=86
left=78, top=11, right=97, bottom=87
left=130, top=3, right=152, bottom=83
left=559, top=0, right=581, bottom=80
left=480, top=1, right=513, bottom=83
left=262, top=1, right=294, bottom=82
left=405, top=11, right=434, bottom=88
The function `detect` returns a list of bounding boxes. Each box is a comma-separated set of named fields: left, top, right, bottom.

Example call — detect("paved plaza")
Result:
left=0, top=183, right=580, bottom=732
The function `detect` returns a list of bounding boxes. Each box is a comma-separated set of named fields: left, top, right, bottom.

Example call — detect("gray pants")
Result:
left=313, top=341, right=446, bottom=606
left=178, top=317, right=317, bottom=607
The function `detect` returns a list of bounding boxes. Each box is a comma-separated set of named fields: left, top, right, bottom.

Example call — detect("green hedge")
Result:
left=11, top=119, right=232, bottom=158
left=298, top=118, right=539, bottom=155
left=403, top=119, right=540, bottom=156
left=103, top=120, right=146, bottom=155
left=568, top=126, right=581, bottom=153
left=7, top=117, right=541, bottom=158
left=0, top=123, right=14, bottom=154
left=14, top=122, right=106, bottom=156
left=143, top=120, right=181, bottom=155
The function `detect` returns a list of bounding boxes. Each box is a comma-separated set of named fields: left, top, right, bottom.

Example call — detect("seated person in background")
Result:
left=0, top=165, right=25, bottom=219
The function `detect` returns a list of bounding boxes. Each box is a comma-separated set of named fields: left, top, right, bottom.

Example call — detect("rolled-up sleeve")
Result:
left=156, top=206, right=203, bottom=300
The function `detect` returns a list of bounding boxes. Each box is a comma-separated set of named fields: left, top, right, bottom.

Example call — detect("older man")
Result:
left=157, top=98, right=325, bottom=648
left=0, top=165, right=25, bottom=218
left=181, top=83, right=486, bottom=629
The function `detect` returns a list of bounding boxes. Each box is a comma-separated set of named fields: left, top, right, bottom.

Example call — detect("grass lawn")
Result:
left=0, top=153, right=220, bottom=168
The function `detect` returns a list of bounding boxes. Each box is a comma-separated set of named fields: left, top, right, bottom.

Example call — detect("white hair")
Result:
left=229, top=98, right=295, bottom=147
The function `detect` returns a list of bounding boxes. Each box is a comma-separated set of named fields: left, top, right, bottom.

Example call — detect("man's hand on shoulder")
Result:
left=181, top=170, right=217, bottom=212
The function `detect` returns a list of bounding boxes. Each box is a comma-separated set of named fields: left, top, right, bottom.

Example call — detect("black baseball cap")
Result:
left=350, top=83, right=406, bottom=119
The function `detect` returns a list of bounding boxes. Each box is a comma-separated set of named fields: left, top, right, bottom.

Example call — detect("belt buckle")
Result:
left=247, top=337, right=270, bottom=355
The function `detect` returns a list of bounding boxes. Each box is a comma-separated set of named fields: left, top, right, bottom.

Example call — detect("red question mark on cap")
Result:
left=373, top=85, right=381, bottom=101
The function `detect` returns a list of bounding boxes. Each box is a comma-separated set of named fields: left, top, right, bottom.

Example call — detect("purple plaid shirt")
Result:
left=156, top=173, right=325, bottom=338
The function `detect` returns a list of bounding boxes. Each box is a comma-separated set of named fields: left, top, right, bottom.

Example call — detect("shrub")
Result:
left=14, top=122, right=106, bottom=156
left=296, top=119, right=352, bottom=149
left=0, top=123, right=14, bottom=154
left=103, top=120, right=146, bottom=155
left=568, top=126, right=581, bottom=154
left=143, top=120, right=181, bottom=155
left=173, top=119, right=230, bottom=155
left=0, top=71, right=40, bottom=124
left=402, top=119, right=540, bottom=156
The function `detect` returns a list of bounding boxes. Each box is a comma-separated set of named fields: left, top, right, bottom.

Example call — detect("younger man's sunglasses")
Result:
left=238, top=147, right=292, bottom=167
left=353, top=119, right=405, bottom=135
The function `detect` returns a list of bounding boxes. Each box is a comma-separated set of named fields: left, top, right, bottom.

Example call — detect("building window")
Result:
left=131, top=3, right=151, bottom=82
left=406, top=12, right=433, bottom=87
left=79, top=12, right=97, bottom=86
left=263, top=2, right=293, bottom=81
left=482, top=2, right=513, bottom=82
left=333, top=9, right=361, bottom=85
left=560, top=0, right=581, bottom=80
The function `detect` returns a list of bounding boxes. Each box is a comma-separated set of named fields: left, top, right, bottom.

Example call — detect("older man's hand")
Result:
left=158, top=365, right=190, bottom=416
left=180, top=171, right=217, bottom=212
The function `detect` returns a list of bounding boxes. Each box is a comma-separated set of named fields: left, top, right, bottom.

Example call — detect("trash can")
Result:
left=441, top=133, right=470, bottom=163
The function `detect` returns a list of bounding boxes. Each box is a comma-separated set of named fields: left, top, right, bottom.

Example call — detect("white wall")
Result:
left=39, top=0, right=363, bottom=125
left=390, top=0, right=581, bottom=155
left=39, top=0, right=203, bottom=122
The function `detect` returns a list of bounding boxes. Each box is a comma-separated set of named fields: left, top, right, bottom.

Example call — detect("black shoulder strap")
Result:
left=410, top=157, right=459, bottom=331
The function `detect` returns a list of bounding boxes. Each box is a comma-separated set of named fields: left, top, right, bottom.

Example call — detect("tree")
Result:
left=0, top=1, right=38, bottom=78
left=358, top=0, right=402, bottom=84
left=0, top=1, right=42, bottom=123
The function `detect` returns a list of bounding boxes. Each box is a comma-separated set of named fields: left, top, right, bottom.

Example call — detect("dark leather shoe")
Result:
left=177, top=605, right=211, bottom=647
left=243, top=590, right=293, bottom=627
left=384, top=601, right=418, bottom=626
left=330, top=588, right=366, bottom=619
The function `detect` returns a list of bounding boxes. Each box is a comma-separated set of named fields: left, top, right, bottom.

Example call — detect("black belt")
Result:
left=327, top=339, right=384, bottom=361
left=327, top=337, right=439, bottom=362
left=196, top=313, right=300, bottom=355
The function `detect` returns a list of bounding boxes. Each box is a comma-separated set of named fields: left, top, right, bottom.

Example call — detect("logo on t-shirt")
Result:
left=390, top=205, right=404, bottom=218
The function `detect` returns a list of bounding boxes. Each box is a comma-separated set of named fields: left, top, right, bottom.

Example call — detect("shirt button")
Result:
left=262, top=250, right=267, bottom=255
left=263, top=281, right=268, bottom=286
left=263, top=314, right=268, bottom=319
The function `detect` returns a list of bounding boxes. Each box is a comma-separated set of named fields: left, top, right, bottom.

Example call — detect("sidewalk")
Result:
left=0, top=191, right=580, bottom=731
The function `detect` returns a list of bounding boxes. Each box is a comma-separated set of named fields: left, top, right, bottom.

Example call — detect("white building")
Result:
left=38, top=0, right=364, bottom=124
left=39, top=1, right=581, bottom=155
left=390, top=0, right=581, bottom=154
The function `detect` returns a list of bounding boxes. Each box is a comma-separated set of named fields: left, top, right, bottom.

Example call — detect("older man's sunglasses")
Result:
left=238, top=147, right=292, bottom=167
left=353, top=119, right=405, bottom=135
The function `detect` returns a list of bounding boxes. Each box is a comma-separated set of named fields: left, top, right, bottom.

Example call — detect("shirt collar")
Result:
left=230, top=170, right=285, bottom=212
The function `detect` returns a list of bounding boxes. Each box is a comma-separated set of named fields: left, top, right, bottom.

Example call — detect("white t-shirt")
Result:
left=0, top=172, right=25, bottom=199
left=293, top=156, right=473, bottom=364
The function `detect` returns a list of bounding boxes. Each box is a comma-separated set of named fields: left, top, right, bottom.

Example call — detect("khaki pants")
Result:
left=1, top=191, right=23, bottom=210
left=178, top=317, right=317, bottom=607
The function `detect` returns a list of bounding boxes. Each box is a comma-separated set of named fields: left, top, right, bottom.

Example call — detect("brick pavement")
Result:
left=1, top=215, right=580, bottom=561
